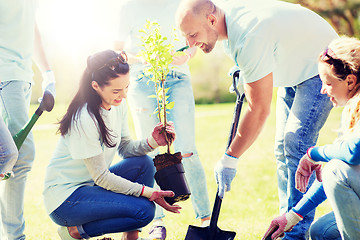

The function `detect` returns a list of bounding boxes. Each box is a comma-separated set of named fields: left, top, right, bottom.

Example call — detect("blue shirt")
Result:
left=222, top=0, right=338, bottom=87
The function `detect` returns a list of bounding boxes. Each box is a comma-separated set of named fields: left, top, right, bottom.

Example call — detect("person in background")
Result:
left=176, top=0, right=338, bottom=239
left=43, top=50, right=181, bottom=240
left=263, top=36, right=360, bottom=240
left=114, top=1, right=211, bottom=239
left=0, top=1, right=56, bottom=239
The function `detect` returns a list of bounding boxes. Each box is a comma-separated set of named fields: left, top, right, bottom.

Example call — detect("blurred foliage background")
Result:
left=31, top=0, right=360, bottom=105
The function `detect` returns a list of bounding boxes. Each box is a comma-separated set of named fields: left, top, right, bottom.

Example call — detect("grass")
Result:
left=23, top=100, right=341, bottom=239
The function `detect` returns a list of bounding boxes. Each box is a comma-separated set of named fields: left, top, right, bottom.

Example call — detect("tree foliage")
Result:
left=287, top=0, right=360, bottom=37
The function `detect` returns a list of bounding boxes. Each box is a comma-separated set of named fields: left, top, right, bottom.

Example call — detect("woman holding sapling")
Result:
left=43, top=50, right=180, bottom=240
left=263, top=36, right=360, bottom=240
left=114, top=2, right=211, bottom=239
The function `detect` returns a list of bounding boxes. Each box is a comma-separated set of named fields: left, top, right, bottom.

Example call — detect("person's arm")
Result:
left=227, top=72, right=273, bottom=158
left=113, top=40, right=143, bottom=65
left=215, top=72, right=273, bottom=198
left=84, top=153, right=143, bottom=196
left=263, top=180, right=327, bottom=240
left=33, top=22, right=51, bottom=72
left=33, top=22, right=56, bottom=97
left=117, top=136, right=153, bottom=159
left=292, top=180, right=327, bottom=216
left=171, top=46, right=197, bottom=65
left=118, top=122, right=176, bottom=159
left=84, top=152, right=181, bottom=213
left=310, top=137, right=360, bottom=164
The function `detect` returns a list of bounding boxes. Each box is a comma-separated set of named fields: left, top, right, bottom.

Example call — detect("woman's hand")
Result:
left=295, top=148, right=322, bottom=193
left=147, top=122, right=176, bottom=148
left=141, top=186, right=181, bottom=213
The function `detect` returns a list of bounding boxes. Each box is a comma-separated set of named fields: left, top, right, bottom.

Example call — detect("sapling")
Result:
left=138, top=20, right=184, bottom=153
left=138, top=20, right=191, bottom=204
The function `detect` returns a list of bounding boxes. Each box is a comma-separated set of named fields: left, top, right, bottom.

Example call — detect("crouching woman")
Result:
left=43, top=50, right=180, bottom=240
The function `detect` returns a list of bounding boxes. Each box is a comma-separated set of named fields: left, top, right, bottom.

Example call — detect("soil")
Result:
left=153, top=152, right=182, bottom=171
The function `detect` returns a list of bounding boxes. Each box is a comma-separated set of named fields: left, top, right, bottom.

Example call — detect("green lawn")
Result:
left=23, top=101, right=341, bottom=239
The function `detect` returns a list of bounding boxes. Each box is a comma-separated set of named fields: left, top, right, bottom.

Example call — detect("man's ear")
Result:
left=347, top=74, right=358, bottom=91
left=207, top=14, right=217, bottom=27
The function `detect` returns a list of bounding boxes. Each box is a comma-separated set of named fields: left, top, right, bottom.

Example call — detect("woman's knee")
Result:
left=322, top=159, right=347, bottom=188
left=137, top=200, right=155, bottom=226
left=310, top=212, right=340, bottom=240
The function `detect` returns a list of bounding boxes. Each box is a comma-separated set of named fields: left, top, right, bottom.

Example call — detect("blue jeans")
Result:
left=127, top=70, right=211, bottom=220
left=0, top=116, right=18, bottom=175
left=274, top=75, right=333, bottom=240
left=49, top=155, right=156, bottom=239
left=0, top=81, right=34, bottom=240
left=310, top=212, right=341, bottom=240
left=320, top=159, right=360, bottom=239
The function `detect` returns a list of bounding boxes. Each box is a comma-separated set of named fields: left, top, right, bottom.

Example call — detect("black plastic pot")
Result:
left=154, top=163, right=191, bottom=205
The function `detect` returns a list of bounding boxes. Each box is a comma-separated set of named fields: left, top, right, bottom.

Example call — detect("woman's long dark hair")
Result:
left=58, top=50, right=129, bottom=148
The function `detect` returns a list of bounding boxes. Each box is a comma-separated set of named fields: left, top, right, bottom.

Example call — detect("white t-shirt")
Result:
left=117, top=0, right=190, bottom=75
left=43, top=101, right=151, bottom=214
left=0, top=0, right=38, bottom=82
left=222, top=0, right=338, bottom=87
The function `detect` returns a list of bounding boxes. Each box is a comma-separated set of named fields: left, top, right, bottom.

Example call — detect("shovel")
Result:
left=184, top=70, right=245, bottom=240
left=12, top=90, right=55, bottom=150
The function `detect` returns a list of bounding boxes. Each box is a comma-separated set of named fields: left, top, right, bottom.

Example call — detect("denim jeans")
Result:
left=321, top=159, right=360, bottom=239
left=310, top=212, right=341, bottom=240
left=0, top=116, right=18, bottom=175
left=127, top=70, right=211, bottom=220
left=49, top=155, right=156, bottom=239
left=274, top=75, right=333, bottom=240
left=0, top=81, right=34, bottom=240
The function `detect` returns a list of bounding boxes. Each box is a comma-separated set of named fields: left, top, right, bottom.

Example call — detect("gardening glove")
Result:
left=295, top=147, right=322, bottom=193
left=214, top=153, right=239, bottom=199
left=41, top=70, right=56, bottom=97
left=141, top=186, right=181, bottom=213
left=147, top=122, right=175, bottom=149
left=262, top=210, right=303, bottom=240
left=228, top=65, right=241, bottom=93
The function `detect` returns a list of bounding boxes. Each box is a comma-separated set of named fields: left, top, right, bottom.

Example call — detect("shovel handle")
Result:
left=209, top=73, right=245, bottom=240
left=12, top=111, right=40, bottom=150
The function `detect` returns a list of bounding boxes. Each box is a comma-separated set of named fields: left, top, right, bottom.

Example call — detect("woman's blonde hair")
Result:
left=322, top=36, right=360, bottom=83
left=326, top=36, right=360, bottom=137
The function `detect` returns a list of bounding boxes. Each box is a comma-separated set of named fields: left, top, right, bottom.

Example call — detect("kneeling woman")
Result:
left=43, top=50, right=180, bottom=240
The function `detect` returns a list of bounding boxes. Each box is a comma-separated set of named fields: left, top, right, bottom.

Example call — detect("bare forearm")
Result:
left=227, top=108, right=269, bottom=158
left=33, top=23, right=51, bottom=71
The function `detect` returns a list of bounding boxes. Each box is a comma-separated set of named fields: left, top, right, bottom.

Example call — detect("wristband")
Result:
left=147, top=136, right=159, bottom=149
left=306, top=147, right=318, bottom=164
left=141, top=186, right=155, bottom=199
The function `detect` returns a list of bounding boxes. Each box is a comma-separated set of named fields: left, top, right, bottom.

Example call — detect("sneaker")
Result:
left=148, top=225, right=166, bottom=240
left=201, top=219, right=210, bottom=228
left=0, top=172, right=13, bottom=181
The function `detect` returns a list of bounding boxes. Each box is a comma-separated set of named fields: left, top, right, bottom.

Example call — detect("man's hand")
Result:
left=214, top=153, right=238, bottom=199
left=171, top=53, right=190, bottom=65
left=295, top=148, right=322, bottom=193
left=262, top=210, right=303, bottom=240
left=41, top=70, right=56, bottom=97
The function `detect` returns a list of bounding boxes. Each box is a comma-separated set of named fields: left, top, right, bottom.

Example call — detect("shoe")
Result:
left=58, top=226, right=80, bottom=240
left=0, top=172, right=13, bottom=181
left=201, top=219, right=210, bottom=228
left=148, top=225, right=166, bottom=240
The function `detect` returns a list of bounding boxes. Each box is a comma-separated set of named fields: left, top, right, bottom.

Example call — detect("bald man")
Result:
left=177, top=0, right=338, bottom=239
